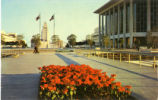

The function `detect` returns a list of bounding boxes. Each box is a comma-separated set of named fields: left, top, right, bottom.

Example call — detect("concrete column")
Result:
left=104, top=12, right=107, bottom=36
left=109, top=10, right=111, bottom=48
left=99, top=15, right=102, bottom=47
left=101, top=15, right=104, bottom=48
left=118, top=4, right=120, bottom=48
left=129, top=0, right=134, bottom=48
left=147, top=0, right=151, bottom=32
left=102, top=15, right=104, bottom=35
left=113, top=7, right=115, bottom=48
left=123, top=1, right=126, bottom=48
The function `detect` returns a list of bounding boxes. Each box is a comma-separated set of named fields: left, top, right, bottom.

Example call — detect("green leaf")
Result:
left=70, top=90, right=73, bottom=96
left=39, top=91, right=42, bottom=96
left=60, top=95, right=64, bottom=99
left=51, top=94, right=56, bottom=100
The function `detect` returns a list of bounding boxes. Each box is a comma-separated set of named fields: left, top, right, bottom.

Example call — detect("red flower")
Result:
left=111, top=74, right=116, bottom=78
left=38, top=64, right=132, bottom=97
left=38, top=67, right=42, bottom=70
left=125, top=85, right=132, bottom=89
left=40, top=85, right=44, bottom=90
left=44, top=84, right=48, bottom=88
left=115, top=82, right=121, bottom=87
left=48, top=86, right=56, bottom=91
left=63, top=88, right=68, bottom=94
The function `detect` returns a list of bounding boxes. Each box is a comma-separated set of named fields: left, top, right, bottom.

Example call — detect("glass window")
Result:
left=126, top=3, right=130, bottom=33
left=151, top=0, right=158, bottom=32
left=115, top=6, right=118, bottom=35
left=133, top=0, right=147, bottom=32
left=120, top=4, right=123, bottom=34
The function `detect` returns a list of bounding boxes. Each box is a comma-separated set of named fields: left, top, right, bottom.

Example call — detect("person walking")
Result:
left=33, top=45, right=39, bottom=53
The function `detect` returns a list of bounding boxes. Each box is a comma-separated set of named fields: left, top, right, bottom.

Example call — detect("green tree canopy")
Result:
left=1, top=35, right=5, bottom=45
left=31, top=34, right=41, bottom=47
left=51, top=35, right=60, bottom=43
left=67, top=34, right=77, bottom=47
left=86, top=35, right=94, bottom=48
left=17, top=34, right=24, bottom=41
left=102, top=35, right=110, bottom=48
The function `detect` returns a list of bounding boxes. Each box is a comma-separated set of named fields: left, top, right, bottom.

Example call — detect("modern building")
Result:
left=1, top=31, right=23, bottom=48
left=1, top=31, right=17, bottom=42
left=94, top=0, right=158, bottom=48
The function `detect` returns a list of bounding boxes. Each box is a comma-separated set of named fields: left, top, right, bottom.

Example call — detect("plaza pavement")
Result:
left=1, top=52, right=158, bottom=100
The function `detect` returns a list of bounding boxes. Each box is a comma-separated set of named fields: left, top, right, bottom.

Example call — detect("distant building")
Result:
left=1, top=31, right=17, bottom=42
left=91, top=28, right=99, bottom=47
left=40, top=22, right=49, bottom=48
left=49, top=40, right=63, bottom=48
left=1, top=31, right=20, bottom=48
left=94, top=0, right=158, bottom=48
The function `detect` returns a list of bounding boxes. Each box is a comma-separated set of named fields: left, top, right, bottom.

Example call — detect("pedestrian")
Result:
left=33, top=45, right=39, bottom=53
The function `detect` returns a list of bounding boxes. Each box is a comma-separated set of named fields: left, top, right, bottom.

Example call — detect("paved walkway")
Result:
left=1, top=53, right=158, bottom=100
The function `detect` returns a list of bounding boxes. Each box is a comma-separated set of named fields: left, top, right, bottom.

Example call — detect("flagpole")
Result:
left=39, top=14, right=41, bottom=39
left=54, top=14, right=55, bottom=35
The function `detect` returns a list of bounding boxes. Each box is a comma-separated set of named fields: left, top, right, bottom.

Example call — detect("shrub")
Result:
left=39, top=64, right=132, bottom=100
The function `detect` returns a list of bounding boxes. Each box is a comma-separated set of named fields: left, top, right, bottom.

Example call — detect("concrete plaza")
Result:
left=1, top=52, right=158, bottom=100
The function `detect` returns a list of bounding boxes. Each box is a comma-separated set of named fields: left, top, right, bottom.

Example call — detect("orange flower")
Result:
left=48, top=86, right=56, bottom=91
left=63, top=88, right=68, bottom=94
left=44, top=84, right=48, bottom=88
left=111, top=74, right=116, bottom=78
left=38, top=64, right=132, bottom=97
left=125, top=90, right=131, bottom=94
left=125, top=85, right=132, bottom=89
left=115, top=82, right=121, bottom=87
left=40, top=85, right=44, bottom=90
left=38, top=67, right=42, bottom=70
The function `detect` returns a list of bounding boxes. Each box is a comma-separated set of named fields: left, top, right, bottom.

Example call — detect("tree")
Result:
left=17, top=35, right=24, bottom=41
left=87, top=39, right=94, bottom=48
left=67, top=34, right=76, bottom=47
left=1, top=35, right=5, bottom=45
left=51, top=35, right=60, bottom=43
left=86, top=35, right=94, bottom=48
left=102, top=35, right=110, bottom=48
left=147, top=32, right=158, bottom=49
left=31, top=34, right=41, bottom=47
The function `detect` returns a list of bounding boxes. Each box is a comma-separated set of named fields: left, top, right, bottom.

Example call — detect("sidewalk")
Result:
left=61, top=53, right=158, bottom=100
left=1, top=53, right=158, bottom=100
left=1, top=53, right=67, bottom=100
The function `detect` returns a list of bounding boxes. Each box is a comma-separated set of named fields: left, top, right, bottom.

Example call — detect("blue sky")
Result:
left=2, top=0, right=109, bottom=46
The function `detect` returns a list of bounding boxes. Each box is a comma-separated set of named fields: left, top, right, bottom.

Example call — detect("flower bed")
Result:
left=39, top=64, right=134, bottom=100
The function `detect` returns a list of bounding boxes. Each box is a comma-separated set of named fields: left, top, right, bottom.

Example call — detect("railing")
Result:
left=75, top=49, right=158, bottom=71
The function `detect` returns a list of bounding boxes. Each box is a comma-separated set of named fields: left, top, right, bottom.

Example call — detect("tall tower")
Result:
left=41, top=22, right=49, bottom=42
left=40, top=22, right=49, bottom=48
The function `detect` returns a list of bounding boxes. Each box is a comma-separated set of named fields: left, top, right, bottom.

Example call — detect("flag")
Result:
left=50, top=15, right=54, bottom=21
left=36, top=15, right=40, bottom=21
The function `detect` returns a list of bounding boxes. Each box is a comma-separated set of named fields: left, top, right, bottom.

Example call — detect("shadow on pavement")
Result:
left=56, top=53, right=80, bottom=65
left=74, top=54, right=158, bottom=81
left=1, top=74, right=41, bottom=100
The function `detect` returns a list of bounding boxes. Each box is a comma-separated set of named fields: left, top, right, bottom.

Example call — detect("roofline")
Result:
left=94, top=0, right=123, bottom=14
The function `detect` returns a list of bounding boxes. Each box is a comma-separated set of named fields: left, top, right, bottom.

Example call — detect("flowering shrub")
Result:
left=39, top=64, right=132, bottom=100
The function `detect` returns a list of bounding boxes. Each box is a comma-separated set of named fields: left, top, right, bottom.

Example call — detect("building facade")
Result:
left=92, top=28, right=99, bottom=47
left=40, top=22, right=49, bottom=48
left=94, top=0, right=158, bottom=48
left=1, top=31, right=17, bottom=42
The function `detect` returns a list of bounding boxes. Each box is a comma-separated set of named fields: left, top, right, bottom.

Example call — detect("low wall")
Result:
left=1, top=48, right=57, bottom=54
